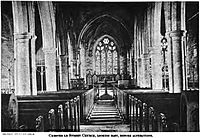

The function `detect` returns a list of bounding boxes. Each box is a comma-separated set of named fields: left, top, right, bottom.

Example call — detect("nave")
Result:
left=1, top=1, right=199, bottom=132
left=2, top=85, right=199, bottom=132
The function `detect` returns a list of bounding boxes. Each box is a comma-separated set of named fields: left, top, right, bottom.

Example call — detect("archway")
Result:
left=93, top=35, right=120, bottom=83
left=78, top=14, right=132, bottom=85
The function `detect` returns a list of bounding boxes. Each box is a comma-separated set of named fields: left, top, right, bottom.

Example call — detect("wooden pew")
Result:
left=39, top=89, right=87, bottom=124
left=1, top=94, right=12, bottom=131
left=128, top=95, right=168, bottom=132
left=117, top=88, right=180, bottom=132
left=180, top=90, right=199, bottom=131
left=2, top=90, right=83, bottom=132
left=125, top=90, right=180, bottom=131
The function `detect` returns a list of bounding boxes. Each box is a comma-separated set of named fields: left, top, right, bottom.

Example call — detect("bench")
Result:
left=114, top=88, right=181, bottom=131
left=127, top=92, right=181, bottom=129
left=2, top=90, right=85, bottom=132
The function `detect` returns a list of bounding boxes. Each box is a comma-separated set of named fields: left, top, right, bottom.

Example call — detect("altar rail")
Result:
left=113, top=87, right=128, bottom=122
left=81, top=88, right=98, bottom=122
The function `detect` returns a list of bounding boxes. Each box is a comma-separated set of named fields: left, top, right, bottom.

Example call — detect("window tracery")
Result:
left=95, top=37, right=118, bottom=75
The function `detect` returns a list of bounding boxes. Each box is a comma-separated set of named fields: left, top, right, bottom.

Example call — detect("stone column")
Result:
left=133, top=20, right=137, bottom=85
left=169, top=30, right=184, bottom=93
left=27, top=2, right=37, bottom=95
left=30, top=35, right=37, bottom=95
left=181, top=2, right=187, bottom=90
left=80, top=44, right=86, bottom=80
left=164, top=2, right=174, bottom=93
left=141, top=57, right=145, bottom=87
left=60, top=55, right=69, bottom=89
left=38, top=1, right=57, bottom=91
left=12, top=1, right=32, bottom=95
left=165, top=2, right=185, bottom=93
left=127, top=51, right=130, bottom=74
left=129, top=47, right=133, bottom=79
left=67, top=33, right=74, bottom=80
left=137, top=58, right=142, bottom=87
left=117, top=53, right=120, bottom=75
left=119, top=55, right=124, bottom=75
left=43, top=48, right=57, bottom=91
left=124, top=52, right=128, bottom=76
left=151, top=2, right=163, bottom=90
left=141, top=53, right=150, bottom=88
left=14, top=33, right=32, bottom=95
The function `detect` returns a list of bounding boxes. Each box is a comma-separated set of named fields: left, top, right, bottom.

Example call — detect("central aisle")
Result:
left=80, top=99, right=130, bottom=132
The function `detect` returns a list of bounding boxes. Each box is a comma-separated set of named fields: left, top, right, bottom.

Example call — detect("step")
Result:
left=90, top=115, right=120, bottom=119
left=91, top=111, right=118, bottom=115
left=88, top=121, right=122, bottom=125
left=95, top=106, right=115, bottom=108
left=95, top=105, right=115, bottom=107
left=97, top=100, right=114, bottom=102
left=96, top=103, right=114, bottom=106
left=93, top=108, right=117, bottom=111
left=89, top=118, right=122, bottom=122
left=87, top=99, right=123, bottom=125
left=92, top=108, right=117, bottom=111
left=92, top=110, right=118, bottom=113
left=95, top=106, right=116, bottom=108
left=94, top=107, right=116, bottom=110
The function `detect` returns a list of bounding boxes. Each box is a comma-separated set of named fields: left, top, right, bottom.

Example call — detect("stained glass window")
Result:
left=120, top=55, right=124, bottom=74
left=95, top=51, right=100, bottom=75
left=113, top=51, right=118, bottom=74
left=107, top=50, right=112, bottom=74
left=95, top=37, right=118, bottom=75
left=101, top=50, right=106, bottom=74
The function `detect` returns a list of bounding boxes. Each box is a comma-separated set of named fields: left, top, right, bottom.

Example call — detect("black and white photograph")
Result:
left=0, top=0, right=199, bottom=136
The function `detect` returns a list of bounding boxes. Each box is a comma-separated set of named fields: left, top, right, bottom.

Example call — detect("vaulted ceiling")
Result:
left=55, top=2, right=148, bottom=51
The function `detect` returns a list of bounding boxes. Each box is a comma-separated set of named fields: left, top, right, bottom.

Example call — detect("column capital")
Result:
left=168, top=30, right=185, bottom=38
left=14, top=32, right=37, bottom=42
left=14, top=32, right=31, bottom=39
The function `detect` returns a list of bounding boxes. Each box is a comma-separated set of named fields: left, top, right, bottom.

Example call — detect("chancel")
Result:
left=1, top=1, right=199, bottom=132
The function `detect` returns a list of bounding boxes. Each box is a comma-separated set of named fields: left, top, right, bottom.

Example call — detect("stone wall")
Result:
left=1, top=2, right=14, bottom=90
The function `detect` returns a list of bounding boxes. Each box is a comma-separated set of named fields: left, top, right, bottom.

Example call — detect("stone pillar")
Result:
left=165, top=2, right=185, bottom=93
left=43, top=48, right=57, bottom=91
left=12, top=1, right=32, bottom=95
left=117, top=53, right=120, bottom=75
left=60, top=55, right=69, bottom=89
left=119, top=55, right=124, bottom=75
left=169, top=30, right=184, bottom=93
left=133, top=19, right=137, bottom=85
left=14, top=33, right=32, bottom=95
left=141, top=53, right=150, bottom=88
left=27, top=2, right=37, bottom=95
left=127, top=51, right=130, bottom=74
left=181, top=2, right=187, bottom=90
left=164, top=2, right=174, bottom=93
left=67, top=33, right=74, bottom=80
left=80, top=44, right=86, bottom=80
left=151, top=2, right=163, bottom=90
left=141, top=56, right=145, bottom=87
left=38, top=1, right=57, bottom=91
left=129, top=47, right=133, bottom=79
left=137, top=58, right=142, bottom=87
left=30, top=35, right=37, bottom=95
left=124, top=52, right=128, bottom=76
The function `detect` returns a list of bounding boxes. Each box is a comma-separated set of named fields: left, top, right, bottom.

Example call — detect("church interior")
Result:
left=1, top=1, right=199, bottom=132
